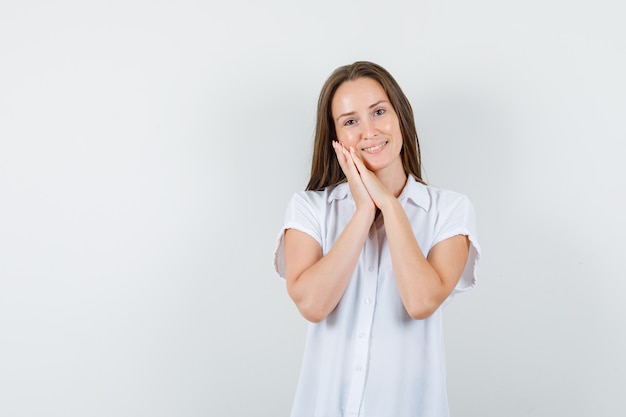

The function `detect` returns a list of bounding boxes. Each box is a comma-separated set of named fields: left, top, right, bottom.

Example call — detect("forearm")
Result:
left=287, top=208, right=374, bottom=322
left=380, top=198, right=448, bottom=319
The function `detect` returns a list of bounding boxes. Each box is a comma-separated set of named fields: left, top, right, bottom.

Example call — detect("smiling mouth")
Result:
left=362, top=141, right=388, bottom=153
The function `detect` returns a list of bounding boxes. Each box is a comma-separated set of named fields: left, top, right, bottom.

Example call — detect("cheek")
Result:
left=337, top=130, right=358, bottom=146
left=384, top=119, right=400, bottom=134
left=390, top=123, right=403, bottom=146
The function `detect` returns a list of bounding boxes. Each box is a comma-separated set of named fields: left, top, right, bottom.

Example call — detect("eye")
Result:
left=374, top=108, right=386, bottom=116
left=343, top=118, right=356, bottom=126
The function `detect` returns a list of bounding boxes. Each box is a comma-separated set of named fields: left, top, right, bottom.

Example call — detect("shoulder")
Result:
left=427, top=185, right=471, bottom=208
left=422, top=184, right=478, bottom=236
left=289, top=182, right=349, bottom=209
left=402, top=177, right=471, bottom=213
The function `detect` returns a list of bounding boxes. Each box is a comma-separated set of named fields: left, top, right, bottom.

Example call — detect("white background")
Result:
left=1, top=1, right=625, bottom=416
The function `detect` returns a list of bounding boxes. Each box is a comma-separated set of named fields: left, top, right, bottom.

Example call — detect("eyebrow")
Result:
left=335, top=100, right=389, bottom=122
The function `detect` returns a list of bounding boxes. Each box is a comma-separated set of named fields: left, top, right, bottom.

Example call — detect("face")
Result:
left=331, top=77, right=404, bottom=176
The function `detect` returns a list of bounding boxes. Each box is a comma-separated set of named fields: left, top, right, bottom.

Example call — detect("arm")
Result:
left=284, top=208, right=373, bottom=323
left=347, top=147, right=471, bottom=319
left=380, top=198, right=470, bottom=319
left=284, top=142, right=376, bottom=323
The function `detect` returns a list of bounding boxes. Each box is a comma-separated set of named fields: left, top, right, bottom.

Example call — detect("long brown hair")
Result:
left=306, top=61, right=425, bottom=191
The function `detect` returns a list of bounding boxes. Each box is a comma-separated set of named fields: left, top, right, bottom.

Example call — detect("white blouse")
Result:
left=274, top=176, right=481, bottom=417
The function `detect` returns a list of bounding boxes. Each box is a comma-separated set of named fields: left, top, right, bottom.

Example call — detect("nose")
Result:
left=361, top=117, right=377, bottom=139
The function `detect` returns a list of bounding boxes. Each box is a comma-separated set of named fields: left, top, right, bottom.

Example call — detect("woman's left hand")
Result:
left=346, top=146, right=395, bottom=210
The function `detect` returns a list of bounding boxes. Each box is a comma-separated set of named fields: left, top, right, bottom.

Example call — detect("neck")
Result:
left=375, top=163, right=407, bottom=198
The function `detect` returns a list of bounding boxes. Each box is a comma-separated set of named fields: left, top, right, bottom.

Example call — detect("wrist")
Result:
left=378, top=195, right=400, bottom=215
left=354, top=205, right=376, bottom=224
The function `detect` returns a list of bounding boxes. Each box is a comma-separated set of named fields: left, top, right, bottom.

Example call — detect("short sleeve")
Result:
left=433, top=194, right=481, bottom=292
left=273, top=192, right=323, bottom=279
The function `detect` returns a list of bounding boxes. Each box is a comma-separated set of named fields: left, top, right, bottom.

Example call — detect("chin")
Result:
left=366, top=155, right=402, bottom=174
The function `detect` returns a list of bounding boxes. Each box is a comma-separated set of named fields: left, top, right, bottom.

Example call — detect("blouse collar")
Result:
left=327, top=175, right=431, bottom=212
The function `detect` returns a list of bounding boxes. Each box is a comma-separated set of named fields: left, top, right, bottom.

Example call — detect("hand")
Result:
left=332, top=141, right=376, bottom=215
left=347, top=146, right=396, bottom=210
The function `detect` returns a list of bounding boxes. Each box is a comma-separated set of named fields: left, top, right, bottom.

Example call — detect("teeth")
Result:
left=363, top=142, right=386, bottom=152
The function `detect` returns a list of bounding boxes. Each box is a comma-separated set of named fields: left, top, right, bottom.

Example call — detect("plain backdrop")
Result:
left=1, top=1, right=625, bottom=416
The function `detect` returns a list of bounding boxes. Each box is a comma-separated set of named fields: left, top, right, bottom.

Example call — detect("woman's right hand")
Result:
left=285, top=142, right=377, bottom=322
left=333, top=141, right=376, bottom=216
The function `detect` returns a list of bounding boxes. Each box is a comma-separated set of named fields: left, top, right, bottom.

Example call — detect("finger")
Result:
left=342, top=145, right=363, bottom=179
left=332, top=141, right=346, bottom=167
left=333, top=141, right=351, bottom=177
left=349, top=146, right=370, bottom=176
left=348, top=147, right=393, bottom=206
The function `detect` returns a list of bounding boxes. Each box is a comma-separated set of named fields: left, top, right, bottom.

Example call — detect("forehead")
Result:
left=331, top=77, right=389, bottom=114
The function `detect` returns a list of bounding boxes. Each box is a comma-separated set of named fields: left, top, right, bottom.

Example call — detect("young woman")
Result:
left=274, top=61, right=481, bottom=417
